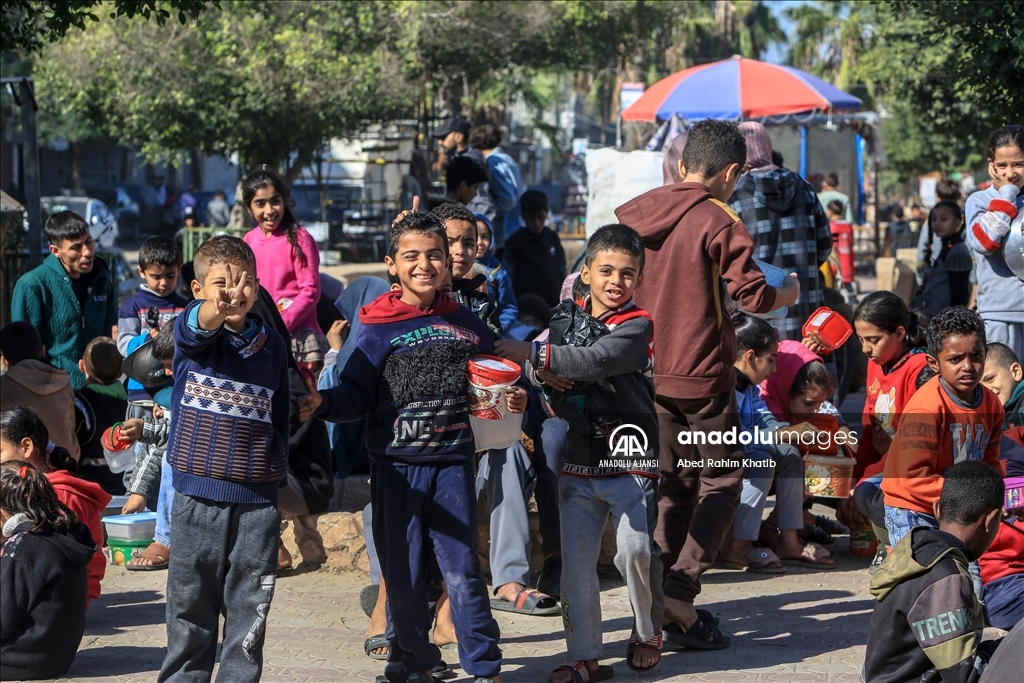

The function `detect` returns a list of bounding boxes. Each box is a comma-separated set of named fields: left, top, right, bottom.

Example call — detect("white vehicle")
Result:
left=40, top=196, right=120, bottom=248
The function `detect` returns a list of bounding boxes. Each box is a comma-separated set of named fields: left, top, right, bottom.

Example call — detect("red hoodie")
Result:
left=615, top=182, right=779, bottom=399
left=47, top=470, right=110, bottom=606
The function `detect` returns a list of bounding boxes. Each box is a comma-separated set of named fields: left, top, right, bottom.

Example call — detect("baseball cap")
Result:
left=432, top=116, right=470, bottom=139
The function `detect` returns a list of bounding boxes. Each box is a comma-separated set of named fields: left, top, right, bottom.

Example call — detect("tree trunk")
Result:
left=282, top=148, right=314, bottom=188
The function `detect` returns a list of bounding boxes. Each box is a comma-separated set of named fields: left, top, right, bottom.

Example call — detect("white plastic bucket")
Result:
left=467, top=355, right=523, bottom=451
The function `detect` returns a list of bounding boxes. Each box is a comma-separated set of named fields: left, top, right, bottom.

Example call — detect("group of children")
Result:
left=1, top=121, right=1022, bottom=683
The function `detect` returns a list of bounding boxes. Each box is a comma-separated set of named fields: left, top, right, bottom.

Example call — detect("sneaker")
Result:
left=537, top=555, right=562, bottom=599
left=868, top=546, right=886, bottom=575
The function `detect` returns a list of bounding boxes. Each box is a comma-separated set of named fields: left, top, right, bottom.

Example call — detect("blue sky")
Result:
left=764, top=0, right=810, bottom=64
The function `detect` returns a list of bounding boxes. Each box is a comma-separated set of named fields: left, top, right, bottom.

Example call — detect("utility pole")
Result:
left=3, top=77, right=42, bottom=264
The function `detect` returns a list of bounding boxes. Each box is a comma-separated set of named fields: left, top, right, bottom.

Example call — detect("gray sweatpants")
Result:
left=558, top=474, right=663, bottom=661
left=159, top=493, right=280, bottom=683
left=733, top=444, right=804, bottom=541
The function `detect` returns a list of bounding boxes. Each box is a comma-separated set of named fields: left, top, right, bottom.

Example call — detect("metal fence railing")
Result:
left=180, top=227, right=250, bottom=263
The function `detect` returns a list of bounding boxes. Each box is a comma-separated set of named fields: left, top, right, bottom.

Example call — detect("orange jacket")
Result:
left=881, top=376, right=1003, bottom=514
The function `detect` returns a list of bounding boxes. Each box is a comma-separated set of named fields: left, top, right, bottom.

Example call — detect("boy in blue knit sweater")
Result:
left=300, top=212, right=527, bottom=683
left=158, top=236, right=290, bottom=683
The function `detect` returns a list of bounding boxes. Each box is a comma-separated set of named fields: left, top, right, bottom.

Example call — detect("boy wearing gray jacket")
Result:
left=495, top=224, right=663, bottom=682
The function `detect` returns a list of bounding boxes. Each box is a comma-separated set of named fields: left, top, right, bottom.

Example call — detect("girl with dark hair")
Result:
left=847, top=291, right=932, bottom=571
left=0, top=406, right=110, bottom=605
left=241, top=167, right=327, bottom=368
left=720, top=314, right=835, bottom=571
left=1, top=460, right=95, bottom=681
left=965, top=125, right=1024, bottom=363
left=913, top=200, right=971, bottom=315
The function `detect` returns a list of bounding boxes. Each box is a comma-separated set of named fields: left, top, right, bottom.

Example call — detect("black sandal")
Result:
left=663, top=618, right=730, bottom=651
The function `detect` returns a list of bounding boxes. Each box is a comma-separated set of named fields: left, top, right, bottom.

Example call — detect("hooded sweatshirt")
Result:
left=46, top=470, right=110, bottom=605
left=474, top=212, right=519, bottom=334
left=615, top=182, right=778, bottom=399
left=1, top=521, right=95, bottom=681
left=863, top=527, right=989, bottom=683
left=1003, top=379, right=1024, bottom=430
left=965, top=184, right=1024, bottom=323
left=759, top=339, right=823, bottom=424
left=729, top=168, right=832, bottom=340
left=314, top=290, right=504, bottom=465
left=1, top=360, right=81, bottom=462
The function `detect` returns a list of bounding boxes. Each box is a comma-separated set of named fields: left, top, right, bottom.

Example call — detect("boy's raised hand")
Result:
left=298, top=376, right=323, bottom=422
left=392, top=195, right=420, bottom=227
left=506, top=386, right=528, bottom=414
left=215, top=265, right=251, bottom=316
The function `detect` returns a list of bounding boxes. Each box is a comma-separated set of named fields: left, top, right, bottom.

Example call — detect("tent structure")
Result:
left=621, top=55, right=862, bottom=123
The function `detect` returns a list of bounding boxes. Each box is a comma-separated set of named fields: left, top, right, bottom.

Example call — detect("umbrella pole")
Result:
left=799, top=125, right=808, bottom=179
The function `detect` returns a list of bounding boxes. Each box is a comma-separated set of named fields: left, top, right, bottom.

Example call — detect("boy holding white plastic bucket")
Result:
left=299, top=210, right=527, bottom=683
left=496, top=224, right=663, bottom=680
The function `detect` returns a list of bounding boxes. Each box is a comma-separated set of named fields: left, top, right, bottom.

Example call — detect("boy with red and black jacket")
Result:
left=301, top=211, right=528, bottom=683
left=613, top=118, right=799, bottom=650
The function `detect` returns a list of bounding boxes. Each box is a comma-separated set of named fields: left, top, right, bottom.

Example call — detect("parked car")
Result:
left=40, top=196, right=119, bottom=248
left=96, top=247, right=142, bottom=306
left=84, top=186, right=140, bottom=242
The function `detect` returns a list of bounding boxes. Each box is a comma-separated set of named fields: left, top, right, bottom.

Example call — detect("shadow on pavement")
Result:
left=85, top=589, right=165, bottom=635
left=65, top=645, right=166, bottom=677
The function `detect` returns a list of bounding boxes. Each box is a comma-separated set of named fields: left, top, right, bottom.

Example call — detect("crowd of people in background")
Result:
left=1, top=118, right=1022, bottom=683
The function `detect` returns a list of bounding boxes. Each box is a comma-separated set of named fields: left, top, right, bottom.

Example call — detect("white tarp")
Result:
left=584, top=149, right=664, bottom=237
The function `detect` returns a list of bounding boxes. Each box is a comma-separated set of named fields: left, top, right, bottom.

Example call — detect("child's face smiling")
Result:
left=580, top=249, right=642, bottom=317
left=139, top=263, right=180, bottom=297
left=991, top=144, right=1024, bottom=190
left=445, top=219, right=477, bottom=279
left=981, top=357, right=1023, bottom=406
left=193, top=261, right=259, bottom=332
left=249, top=185, right=284, bottom=233
left=475, top=220, right=491, bottom=260
left=928, top=333, right=986, bottom=403
left=929, top=206, right=961, bottom=239
left=385, top=231, right=449, bottom=307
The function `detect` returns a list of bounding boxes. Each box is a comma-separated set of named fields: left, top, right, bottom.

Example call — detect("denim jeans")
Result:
left=885, top=504, right=983, bottom=600
left=155, top=451, right=175, bottom=548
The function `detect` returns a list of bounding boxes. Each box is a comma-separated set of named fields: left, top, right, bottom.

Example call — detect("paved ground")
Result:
left=44, top=516, right=873, bottom=683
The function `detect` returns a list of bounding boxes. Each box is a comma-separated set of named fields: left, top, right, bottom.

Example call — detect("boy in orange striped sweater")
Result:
left=882, top=307, right=1004, bottom=547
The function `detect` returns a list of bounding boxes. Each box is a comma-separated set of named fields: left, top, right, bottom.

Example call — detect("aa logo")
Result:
left=608, top=424, right=649, bottom=458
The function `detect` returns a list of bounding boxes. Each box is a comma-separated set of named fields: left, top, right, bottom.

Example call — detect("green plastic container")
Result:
left=107, top=538, right=152, bottom=566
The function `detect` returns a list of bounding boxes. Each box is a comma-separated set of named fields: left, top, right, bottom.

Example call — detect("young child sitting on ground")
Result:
left=981, top=342, right=1024, bottom=430
left=0, top=461, right=96, bottom=681
left=158, top=236, right=291, bottom=683
left=756, top=339, right=841, bottom=568
left=718, top=313, right=811, bottom=574
left=846, top=291, right=931, bottom=572
left=300, top=211, right=527, bottom=683
left=882, top=307, right=1003, bottom=547
left=0, top=321, right=80, bottom=462
left=499, top=224, right=664, bottom=680
left=73, top=336, right=128, bottom=495
left=864, top=460, right=1004, bottom=683
left=0, top=406, right=110, bottom=606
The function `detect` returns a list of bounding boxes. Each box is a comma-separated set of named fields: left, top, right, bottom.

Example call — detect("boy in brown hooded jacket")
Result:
left=614, top=118, right=799, bottom=650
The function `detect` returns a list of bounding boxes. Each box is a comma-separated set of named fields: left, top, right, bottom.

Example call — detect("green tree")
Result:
left=1, top=0, right=217, bottom=54
left=33, top=1, right=417, bottom=183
